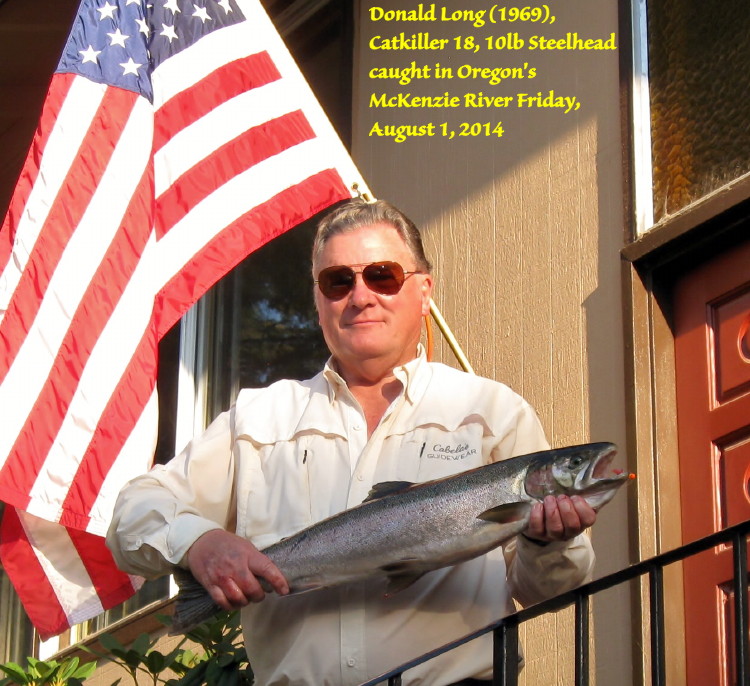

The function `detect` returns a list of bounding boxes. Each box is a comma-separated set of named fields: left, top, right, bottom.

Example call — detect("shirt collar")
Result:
left=322, top=345, right=431, bottom=406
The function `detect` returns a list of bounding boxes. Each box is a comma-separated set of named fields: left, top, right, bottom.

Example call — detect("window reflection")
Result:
left=201, top=218, right=330, bottom=421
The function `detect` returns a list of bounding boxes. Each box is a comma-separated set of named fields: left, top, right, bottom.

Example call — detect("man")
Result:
left=107, top=199, right=596, bottom=686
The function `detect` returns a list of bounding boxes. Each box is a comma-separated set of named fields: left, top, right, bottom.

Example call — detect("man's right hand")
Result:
left=186, top=529, right=290, bottom=609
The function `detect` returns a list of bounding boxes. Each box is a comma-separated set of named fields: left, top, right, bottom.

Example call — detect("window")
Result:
left=199, top=218, right=331, bottom=422
left=646, top=0, right=750, bottom=222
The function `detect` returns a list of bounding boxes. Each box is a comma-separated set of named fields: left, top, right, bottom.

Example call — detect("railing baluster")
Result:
left=733, top=530, right=749, bottom=686
left=649, top=565, right=666, bottom=686
left=493, top=616, right=519, bottom=686
left=575, top=593, right=590, bottom=686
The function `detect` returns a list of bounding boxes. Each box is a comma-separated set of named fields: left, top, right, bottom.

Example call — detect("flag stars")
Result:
left=160, top=23, right=179, bottom=42
left=136, top=17, right=150, bottom=36
left=216, top=0, right=232, bottom=13
left=107, top=28, right=129, bottom=47
left=164, top=0, right=181, bottom=13
left=96, top=1, right=118, bottom=20
left=79, top=45, right=102, bottom=64
left=120, top=57, right=142, bottom=75
left=192, top=4, right=211, bottom=22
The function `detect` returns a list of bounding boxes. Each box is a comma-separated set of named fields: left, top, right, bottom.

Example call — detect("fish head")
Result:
left=523, top=442, right=633, bottom=510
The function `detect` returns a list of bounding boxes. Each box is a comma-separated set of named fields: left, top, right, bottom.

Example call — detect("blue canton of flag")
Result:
left=57, top=0, right=245, bottom=102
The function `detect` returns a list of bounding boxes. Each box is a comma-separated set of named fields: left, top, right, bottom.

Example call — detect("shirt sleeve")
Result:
left=491, top=390, right=596, bottom=607
left=105, top=409, right=237, bottom=579
left=503, top=533, right=595, bottom=607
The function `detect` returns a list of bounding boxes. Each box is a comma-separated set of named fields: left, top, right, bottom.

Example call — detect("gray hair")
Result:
left=312, top=198, right=432, bottom=273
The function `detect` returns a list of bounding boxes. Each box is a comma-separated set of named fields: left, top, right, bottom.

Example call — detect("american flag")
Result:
left=0, top=0, right=368, bottom=639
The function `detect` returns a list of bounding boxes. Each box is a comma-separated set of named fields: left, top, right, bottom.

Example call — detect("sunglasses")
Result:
left=315, top=261, right=424, bottom=300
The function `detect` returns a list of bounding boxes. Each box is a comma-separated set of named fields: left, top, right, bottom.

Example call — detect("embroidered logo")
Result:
left=424, top=442, right=477, bottom=461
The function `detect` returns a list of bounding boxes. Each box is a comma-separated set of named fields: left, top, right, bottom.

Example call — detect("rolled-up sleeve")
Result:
left=106, top=409, right=236, bottom=578
left=503, top=533, right=595, bottom=607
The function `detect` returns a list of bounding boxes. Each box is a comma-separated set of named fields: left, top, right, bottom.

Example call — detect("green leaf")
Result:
left=97, top=634, right=125, bottom=654
left=145, top=652, right=164, bottom=675
left=130, top=634, right=152, bottom=658
left=123, top=650, right=143, bottom=669
left=0, top=663, right=28, bottom=685
left=73, top=662, right=97, bottom=681
left=56, top=661, right=76, bottom=683
left=33, top=661, right=55, bottom=680
left=171, top=662, right=207, bottom=686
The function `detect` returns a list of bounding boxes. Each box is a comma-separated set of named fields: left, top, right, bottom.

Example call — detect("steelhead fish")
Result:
left=170, top=442, right=632, bottom=634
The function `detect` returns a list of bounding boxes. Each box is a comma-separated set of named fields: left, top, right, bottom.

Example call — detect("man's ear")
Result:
left=420, top=275, right=433, bottom=316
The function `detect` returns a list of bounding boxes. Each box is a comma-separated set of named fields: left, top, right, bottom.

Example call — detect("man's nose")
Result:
left=348, top=274, right=377, bottom=307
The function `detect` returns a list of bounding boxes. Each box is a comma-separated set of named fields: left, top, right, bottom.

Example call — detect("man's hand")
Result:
left=525, top=495, right=597, bottom=543
left=187, top=530, right=289, bottom=609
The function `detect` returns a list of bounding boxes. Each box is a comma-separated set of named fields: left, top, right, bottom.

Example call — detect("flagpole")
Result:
left=429, top=299, right=475, bottom=375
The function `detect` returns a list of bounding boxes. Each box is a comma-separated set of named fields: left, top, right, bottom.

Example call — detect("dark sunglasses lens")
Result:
left=362, top=262, right=405, bottom=295
left=318, top=266, right=355, bottom=299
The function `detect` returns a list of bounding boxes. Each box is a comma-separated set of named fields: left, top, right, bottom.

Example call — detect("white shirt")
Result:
left=108, top=352, right=594, bottom=685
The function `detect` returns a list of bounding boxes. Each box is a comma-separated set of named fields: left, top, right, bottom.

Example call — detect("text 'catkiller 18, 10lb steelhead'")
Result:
left=170, top=442, right=633, bottom=633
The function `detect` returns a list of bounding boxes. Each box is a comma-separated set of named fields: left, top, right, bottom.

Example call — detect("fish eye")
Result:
left=568, top=457, right=583, bottom=468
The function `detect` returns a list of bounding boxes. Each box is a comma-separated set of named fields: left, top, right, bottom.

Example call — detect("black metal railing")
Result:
left=360, top=519, right=750, bottom=686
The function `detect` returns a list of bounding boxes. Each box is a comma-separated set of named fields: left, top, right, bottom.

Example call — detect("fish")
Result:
left=170, top=442, right=632, bottom=634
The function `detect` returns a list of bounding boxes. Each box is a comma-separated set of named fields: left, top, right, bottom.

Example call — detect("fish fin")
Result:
left=169, top=568, right=221, bottom=635
left=363, top=481, right=416, bottom=503
left=477, top=501, right=531, bottom=524
left=381, top=560, right=426, bottom=596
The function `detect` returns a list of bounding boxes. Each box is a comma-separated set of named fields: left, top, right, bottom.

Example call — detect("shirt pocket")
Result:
left=239, top=439, right=312, bottom=547
left=377, top=422, right=488, bottom=484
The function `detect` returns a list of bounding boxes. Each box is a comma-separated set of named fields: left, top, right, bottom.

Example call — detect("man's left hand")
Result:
left=525, top=495, right=597, bottom=543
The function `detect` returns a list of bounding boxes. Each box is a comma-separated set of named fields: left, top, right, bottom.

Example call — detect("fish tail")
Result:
left=169, top=568, right=221, bottom=635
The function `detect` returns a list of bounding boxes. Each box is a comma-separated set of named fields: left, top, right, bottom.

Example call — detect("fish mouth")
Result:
left=583, top=444, right=631, bottom=488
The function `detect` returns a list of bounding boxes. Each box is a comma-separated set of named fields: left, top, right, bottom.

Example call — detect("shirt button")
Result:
left=347, top=658, right=356, bottom=667
left=357, top=474, right=364, bottom=481
left=353, top=424, right=362, bottom=431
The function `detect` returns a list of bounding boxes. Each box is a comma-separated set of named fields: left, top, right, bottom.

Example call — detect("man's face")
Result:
left=313, top=223, right=433, bottom=375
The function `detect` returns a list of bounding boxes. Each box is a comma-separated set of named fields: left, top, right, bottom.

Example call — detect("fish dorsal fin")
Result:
left=363, top=481, right=415, bottom=503
left=477, top=501, right=531, bottom=524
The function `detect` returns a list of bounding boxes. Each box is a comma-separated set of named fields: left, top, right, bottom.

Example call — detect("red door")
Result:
left=674, top=239, right=750, bottom=686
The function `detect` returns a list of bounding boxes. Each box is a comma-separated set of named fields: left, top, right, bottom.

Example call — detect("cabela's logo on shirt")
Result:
left=424, top=442, right=477, bottom=461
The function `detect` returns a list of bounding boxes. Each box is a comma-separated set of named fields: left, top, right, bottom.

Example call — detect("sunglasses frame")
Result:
left=315, top=261, right=424, bottom=300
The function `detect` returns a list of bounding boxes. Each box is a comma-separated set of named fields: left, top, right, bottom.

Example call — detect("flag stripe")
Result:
left=0, top=169, right=153, bottom=514
left=0, top=83, right=137, bottom=381
left=0, top=75, right=77, bottom=276
left=155, top=135, right=351, bottom=299
left=155, top=110, right=315, bottom=239
left=26, top=230, right=158, bottom=526
left=0, top=77, right=108, bottom=325
left=0, top=92, right=150, bottom=490
left=58, top=324, right=158, bottom=531
left=156, top=168, right=349, bottom=337
left=149, top=14, right=280, bottom=107
left=0, top=508, right=69, bottom=640
left=86, top=388, right=159, bottom=533
left=154, top=51, right=280, bottom=153
left=67, top=526, right=137, bottom=608
left=153, top=76, right=309, bottom=198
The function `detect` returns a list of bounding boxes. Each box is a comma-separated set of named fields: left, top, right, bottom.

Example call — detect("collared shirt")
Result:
left=108, top=352, right=594, bottom=686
